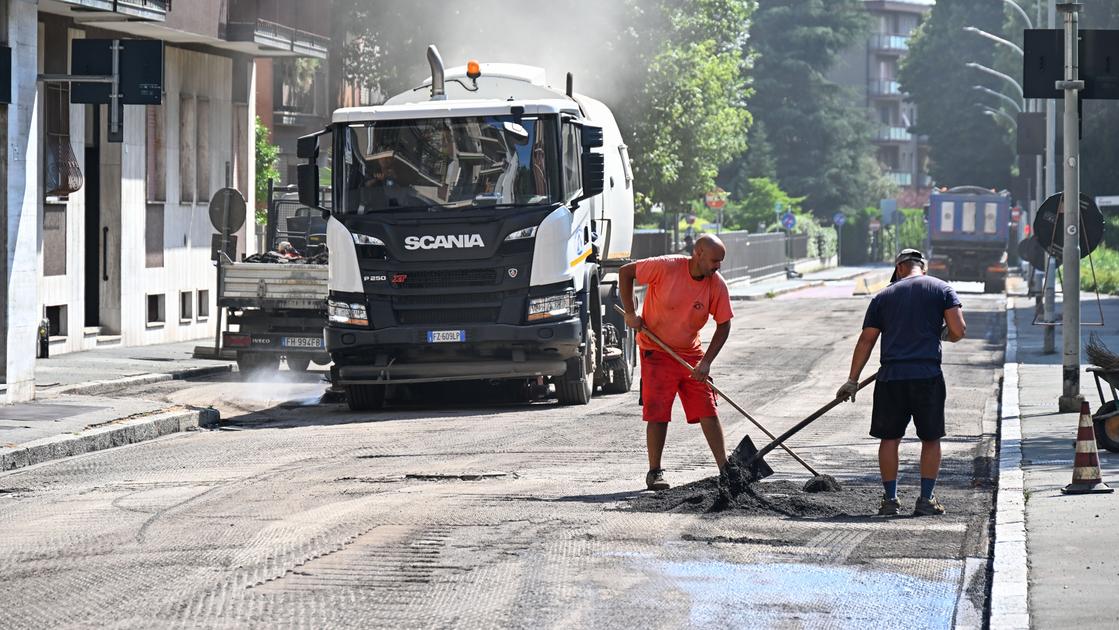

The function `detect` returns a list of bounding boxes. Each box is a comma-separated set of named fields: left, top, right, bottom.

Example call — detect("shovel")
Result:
left=612, top=305, right=808, bottom=482
left=722, top=372, right=878, bottom=494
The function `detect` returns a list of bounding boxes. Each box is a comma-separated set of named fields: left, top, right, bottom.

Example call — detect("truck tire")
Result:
left=556, top=332, right=595, bottom=405
left=602, top=326, right=634, bottom=395
left=984, top=276, right=1004, bottom=294
left=346, top=384, right=385, bottom=411
left=237, top=352, right=279, bottom=377
left=286, top=355, right=311, bottom=372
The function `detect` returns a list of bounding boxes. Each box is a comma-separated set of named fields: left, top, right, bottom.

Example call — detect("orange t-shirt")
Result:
left=635, top=255, right=734, bottom=356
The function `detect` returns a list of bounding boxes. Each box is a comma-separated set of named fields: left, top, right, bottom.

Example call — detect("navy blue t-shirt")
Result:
left=862, top=274, right=962, bottom=382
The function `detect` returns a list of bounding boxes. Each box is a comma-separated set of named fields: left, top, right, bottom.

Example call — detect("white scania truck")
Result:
left=295, top=47, right=636, bottom=410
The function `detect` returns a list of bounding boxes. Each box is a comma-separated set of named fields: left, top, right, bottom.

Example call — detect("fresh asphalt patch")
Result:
left=629, top=477, right=883, bottom=518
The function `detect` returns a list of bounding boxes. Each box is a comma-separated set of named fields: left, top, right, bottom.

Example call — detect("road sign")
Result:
left=1025, top=29, right=1119, bottom=100
left=879, top=199, right=898, bottom=225
left=781, top=212, right=796, bottom=230
left=1011, top=207, right=1022, bottom=222
left=704, top=188, right=727, bottom=210
left=869, top=219, right=882, bottom=231
left=1096, top=195, right=1119, bottom=208
left=1033, top=192, right=1104, bottom=259
left=209, top=188, right=247, bottom=234
left=833, top=212, right=846, bottom=227
left=70, top=39, right=164, bottom=105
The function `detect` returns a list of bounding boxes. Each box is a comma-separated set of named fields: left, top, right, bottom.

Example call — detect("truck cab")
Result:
left=296, top=48, right=635, bottom=410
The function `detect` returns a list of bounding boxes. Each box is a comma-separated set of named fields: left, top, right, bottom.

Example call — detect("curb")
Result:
left=48, top=364, right=233, bottom=396
left=0, top=407, right=220, bottom=472
left=729, top=280, right=825, bottom=301
left=989, top=296, right=1030, bottom=629
left=852, top=272, right=892, bottom=295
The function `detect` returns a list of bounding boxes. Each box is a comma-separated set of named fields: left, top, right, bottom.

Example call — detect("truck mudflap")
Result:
left=223, top=331, right=327, bottom=354
left=335, top=359, right=568, bottom=385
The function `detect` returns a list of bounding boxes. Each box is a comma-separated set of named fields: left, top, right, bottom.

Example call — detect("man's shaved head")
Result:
left=690, top=234, right=726, bottom=278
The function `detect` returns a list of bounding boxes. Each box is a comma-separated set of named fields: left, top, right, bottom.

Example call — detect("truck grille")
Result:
left=393, top=292, right=503, bottom=306
left=396, top=269, right=498, bottom=288
left=395, top=308, right=499, bottom=325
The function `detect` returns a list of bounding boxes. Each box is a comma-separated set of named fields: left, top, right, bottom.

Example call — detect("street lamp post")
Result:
left=979, top=105, right=1018, bottom=128
left=962, top=26, right=1025, bottom=57
left=1057, top=2, right=1084, bottom=411
left=973, top=85, right=1023, bottom=112
left=965, top=62, right=1025, bottom=102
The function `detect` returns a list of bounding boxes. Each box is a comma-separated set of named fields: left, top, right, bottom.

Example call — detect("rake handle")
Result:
left=613, top=305, right=819, bottom=476
left=742, top=372, right=878, bottom=472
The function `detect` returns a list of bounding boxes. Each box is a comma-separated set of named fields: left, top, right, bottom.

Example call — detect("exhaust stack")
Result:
left=427, top=45, right=446, bottom=101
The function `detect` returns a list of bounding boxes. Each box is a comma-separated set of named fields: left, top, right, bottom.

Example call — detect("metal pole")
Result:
left=1043, top=0, right=1058, bottom=354
left=1058, top=2, right=1083, bottom=411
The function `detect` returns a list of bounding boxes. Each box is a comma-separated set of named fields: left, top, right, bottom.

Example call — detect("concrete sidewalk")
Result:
left=995, top=294, right=1119, bottom=628
left=726, top=263, right=891, bottom=300
left=0, top=339, right=233, bottom=471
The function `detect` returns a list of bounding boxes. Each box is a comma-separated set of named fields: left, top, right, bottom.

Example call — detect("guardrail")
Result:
left=630, top=231, right=809, bottom=281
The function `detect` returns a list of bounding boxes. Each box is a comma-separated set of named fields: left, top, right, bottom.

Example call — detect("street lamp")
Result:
left=965, top=62, right=1025, bottom=101
left=962, top=26, right=1025, bottom=57
left=973, top=85, right=1022, bottom=112
left=1001, top=0, right=1034, bottom=29
left=977, top=104, right=1017, bottom=128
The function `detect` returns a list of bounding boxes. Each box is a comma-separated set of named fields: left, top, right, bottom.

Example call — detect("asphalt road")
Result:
left=0, top=288, right=1005, bottom=629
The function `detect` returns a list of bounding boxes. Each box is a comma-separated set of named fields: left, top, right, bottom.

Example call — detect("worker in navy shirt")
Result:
left=837, top=249, right=966, bottom=517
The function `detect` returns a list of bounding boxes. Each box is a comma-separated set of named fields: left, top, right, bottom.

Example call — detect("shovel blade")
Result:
left=721, top=434, right=774, bottom=497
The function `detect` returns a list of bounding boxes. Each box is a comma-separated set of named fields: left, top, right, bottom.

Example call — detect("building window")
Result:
left=180, top=291, right=193, bottom=322
left=197, top=289, right=210, bottom=319
left=145, top=204, right=164, bottom=268
left=147, top=294, right=166, bottom=325
left=146, top=105, right=166, bottom=201
left=180, top=95, right=195, bottom=203
left=43, top=204, right=67, bottom=276
left=197, top=97, right=211, bottom=201
left=46, top=304, right=67, bottom=337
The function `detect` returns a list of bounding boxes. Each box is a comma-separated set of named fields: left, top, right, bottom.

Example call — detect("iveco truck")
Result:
left=295, top=46, right=636, bottom=410
left=926, top=186, right=1010, bottom=293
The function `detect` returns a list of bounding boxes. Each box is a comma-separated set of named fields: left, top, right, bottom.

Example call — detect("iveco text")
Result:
left=403, top=234, right=486, bottom=250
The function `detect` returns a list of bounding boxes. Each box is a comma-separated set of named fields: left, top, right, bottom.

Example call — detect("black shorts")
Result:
left=870, top=375, right=946, bottom=441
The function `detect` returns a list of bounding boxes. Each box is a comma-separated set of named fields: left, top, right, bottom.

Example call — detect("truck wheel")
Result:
left=984, top=276, right=1004, bottom=294
left=1094, top=401, right=1119, bottom=453
left=346, top=384, right=385, bottom=411
left=602, top=327, right=634, bottom=395
left=237, top=352, right=279, bottom=377
left=556, top=333, right=595, bottom=405
left=286, top=355, right=311, bottom=372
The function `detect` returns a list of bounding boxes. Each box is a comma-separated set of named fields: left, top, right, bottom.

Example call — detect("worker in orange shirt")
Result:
left=619, top=234, right=734, bottom=490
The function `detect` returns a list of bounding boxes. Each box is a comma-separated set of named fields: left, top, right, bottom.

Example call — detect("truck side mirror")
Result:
left=297, top=163, right=319, bottom=209
left=296, top=134, right=320, bottom=160
left=581, top=124, right=604, bottom=149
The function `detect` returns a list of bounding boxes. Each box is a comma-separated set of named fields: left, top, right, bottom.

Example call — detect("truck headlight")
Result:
left=504, top=226, right=538, bottom=241
left=527, top=291, right=576, bottom=322
left=352, top=233, right=385, bottom=246
left=328, top=299, right=369, bottom=326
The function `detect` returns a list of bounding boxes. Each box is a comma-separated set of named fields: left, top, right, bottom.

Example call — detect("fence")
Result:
left=630, top=231, right=809, bottom=282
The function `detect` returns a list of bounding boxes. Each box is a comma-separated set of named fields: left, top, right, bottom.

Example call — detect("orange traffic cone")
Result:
left=1063, top=400, right=1114, bottom=495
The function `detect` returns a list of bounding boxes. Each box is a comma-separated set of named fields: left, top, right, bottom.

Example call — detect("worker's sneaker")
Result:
left=914, top=496, right=946, bottom=516
left=877, top=496, right=901, bottom=516
left=646, top=469, right=670, bottom=491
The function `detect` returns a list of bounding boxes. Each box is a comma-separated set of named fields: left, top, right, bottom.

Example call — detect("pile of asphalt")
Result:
left=628, top=477, right=882, bottom=518
left=802, top=474, right=843, bottom=493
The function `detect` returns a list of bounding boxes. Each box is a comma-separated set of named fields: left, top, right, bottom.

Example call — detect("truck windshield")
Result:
left=339, top=116, right=558, bottom=214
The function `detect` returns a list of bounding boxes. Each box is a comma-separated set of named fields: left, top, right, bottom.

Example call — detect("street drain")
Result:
left=405, top=472, right=513, bottom=481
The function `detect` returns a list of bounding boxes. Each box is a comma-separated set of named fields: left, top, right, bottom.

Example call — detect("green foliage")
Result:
left=897, top=0, right=1014, bottom=190
left=254, top=116, right=280, bottom=224
left=743, top=0, right=893, bottom=218
left=721, top=177, right=803, bottom=232
left=626, top=0, right=755, bottom=215
left=1082, top=247, right=1119, bottom=296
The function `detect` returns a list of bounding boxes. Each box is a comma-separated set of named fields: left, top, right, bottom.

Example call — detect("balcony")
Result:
left=875, top=126, right=912, bottom=142
left=869, top=79, right=902, bottom=97
left=870, top=33, right=909, bottom=53
left=887, top=171, right=913, bottom=187
left=223, top=0, right=329, bottom=59
left=40, top=0, right=168, bottom=22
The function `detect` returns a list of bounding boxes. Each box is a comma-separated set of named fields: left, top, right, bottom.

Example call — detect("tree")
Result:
left=255, top=116, right=280, bottom=224
left=745, top=0, right=892, bottom=218
left=623, top=0, right=755, bottom=218
left=898, top=0, right=1014, bottom=191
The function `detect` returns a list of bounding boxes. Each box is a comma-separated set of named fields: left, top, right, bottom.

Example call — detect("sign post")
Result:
left=705, top=188, right=727, bottom=233
left=833, top=212, right=846, bottom=265
left=1058, top=3, right=1083, bottom=412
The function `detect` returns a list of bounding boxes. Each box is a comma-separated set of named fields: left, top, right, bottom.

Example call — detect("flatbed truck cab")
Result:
left=296, top=47, right=636, bottom=410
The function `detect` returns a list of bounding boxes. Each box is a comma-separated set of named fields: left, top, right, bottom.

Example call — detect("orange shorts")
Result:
left=639, top=349, right=718, bottom=423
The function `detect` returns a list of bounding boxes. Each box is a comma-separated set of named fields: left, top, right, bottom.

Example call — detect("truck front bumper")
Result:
left=326, top=318, right=583, bottom=385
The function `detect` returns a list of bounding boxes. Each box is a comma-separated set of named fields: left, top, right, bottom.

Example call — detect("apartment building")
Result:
left=0, top=0, right=328, bottom=402
left=833, top=0, right=934, bottom=208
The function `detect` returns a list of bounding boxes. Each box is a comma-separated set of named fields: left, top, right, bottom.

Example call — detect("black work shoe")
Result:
left=877, top=496, right=901, bottom=516
left=914, top=496, right=946, bottom=516
left=645, top=469, right=670, bottom=491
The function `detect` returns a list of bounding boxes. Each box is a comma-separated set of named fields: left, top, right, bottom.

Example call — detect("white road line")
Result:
left=989, top=297, right=1030, bottom=629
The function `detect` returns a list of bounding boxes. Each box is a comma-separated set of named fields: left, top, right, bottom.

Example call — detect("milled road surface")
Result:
left=0, top=290, right=1005, bottom=629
